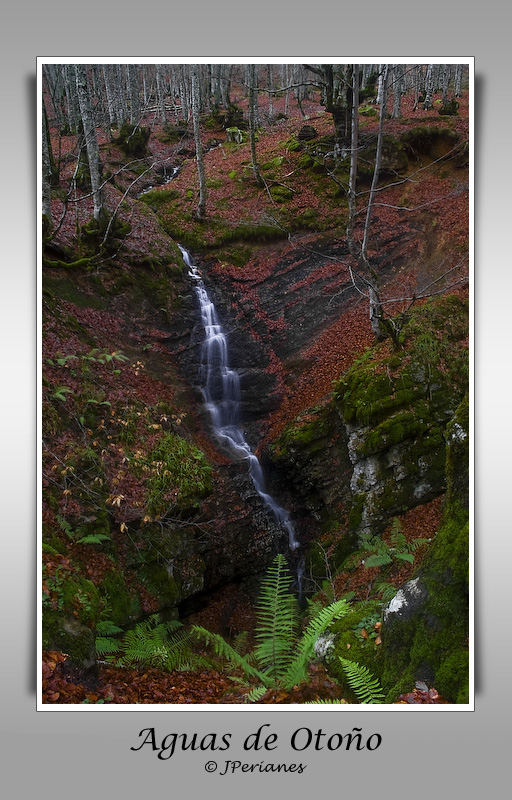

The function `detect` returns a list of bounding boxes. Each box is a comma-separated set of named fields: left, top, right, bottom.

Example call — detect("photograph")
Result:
left=39, top=60, right=472, bottom=708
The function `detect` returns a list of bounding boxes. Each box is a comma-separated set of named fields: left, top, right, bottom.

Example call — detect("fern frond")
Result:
left=409, top=537, right=429, bottom=551
left=364, top=553, right=392, bottom=568
left=245, top=685, right=267, bottom=703
left=394, top=552, right=414, bottom=564
left=304, top=698, right=347, bottom=704
left=338, top=657, right=385, bottom=704
left=254, top=554, right=299, bottom=683
left=118, top=616, right=202, bottom=672
left=95, top=637, right=121, bottom=656
left=96, top=620, right=123, bottom=636
left=231, top=630, right=250, bottom=656
left=283, top=598, right=350, bottom=690
left=192, top=625, right=269, bottom=685
left=374, top=580, right=397, bottom=602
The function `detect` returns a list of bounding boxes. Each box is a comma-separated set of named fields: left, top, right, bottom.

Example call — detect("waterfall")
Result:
left=180, top=245, right=300, bottom=553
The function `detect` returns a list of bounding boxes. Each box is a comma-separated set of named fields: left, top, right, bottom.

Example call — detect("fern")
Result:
left=191, top=625, right=268, bottom=684
left=254, top=553, right=299, bottom=684
left=282, top=598, right=350, bottom=690
left=96, top=637, right=121, bottom=656
left=244, top=685, right=268, bottom=703
left=192, top=556, right=353, bottom=701
left=77, top=532, right=111, bottom=545
left=102, top=615, right=209, bottom=673
left=338, top=657, right=385, bottom=704
left=305, top=698, right=347, bottom=704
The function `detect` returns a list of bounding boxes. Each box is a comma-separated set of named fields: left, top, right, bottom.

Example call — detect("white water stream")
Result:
left=180, top=245, right=300, bottom=553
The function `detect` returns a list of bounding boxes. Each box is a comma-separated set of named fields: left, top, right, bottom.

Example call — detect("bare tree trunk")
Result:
left=43, top=64, right=65, bottom=130
left=454, top=64, right=463, bottom=97
left=127, top=64, right=141, bottom=124
left=346, top=63, right=388, bottom=340
left=42, top=99, right=53, bottom=223
left=361, top=64, right=389, bottom=339
left=103, top=65, right=117, bottom=127
left=156, top=65, right=166, bottom=124
left=282, top=64, right=290, bottom=116
left=392, top=64, right=404, bottom=119
left=180, top=65, right=190, bottom=121
left=114, top=65, right=128, bottom=125
left=64, top=64, right=80, bottom=132
left=424, top=64, right=435, bottom=109
left=266, top=64, right=274, bottom=118
left=219, top=64, right=231, bottom=108
left=75, top=64, right=104, bottom=222
left=346, top=64, right=359, bottom=259
left=191, top=64, right=207, bottom=219
left=441, top=64, right=451, bottom=106
left=413, top=64, right=422, bottom=111
left=248, top=64, right=263, bottom=186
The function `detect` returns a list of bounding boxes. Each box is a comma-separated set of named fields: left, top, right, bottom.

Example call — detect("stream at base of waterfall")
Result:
left=179, top=246, right=302, bottom=588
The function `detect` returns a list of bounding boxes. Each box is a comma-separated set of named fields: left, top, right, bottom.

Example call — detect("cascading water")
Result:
left=180, top=245, right=300, bottom=555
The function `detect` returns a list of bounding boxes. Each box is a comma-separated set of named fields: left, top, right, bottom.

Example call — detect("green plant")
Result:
left=348, top=518, right=427, bottom=569
left=51, top=386, right=74, bottom=402
left=305, top=698, right=347, bottom=704
left=56, top=514, right=111, bottom=546
left=96, top=614, right=210, bottom=672
left=193, top=554, right=351, bottom=700
left=338, top=657, right=385, bottom=704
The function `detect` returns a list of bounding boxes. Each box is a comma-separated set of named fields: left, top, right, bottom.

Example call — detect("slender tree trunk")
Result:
left=114, top=65, right=128, bottom=125
left=156, top=65, right=166, bottom=124
left=266, top=64, right=274, bottom=118
left=441, top=64, right=451, bottom=106
left=346, top=64, right=359, bottom=259
left=361, top=64, right=389, bottom=339
left=180, top=65, right=190, bottom=121
left=42, top=100, right=53, bottom=223
left=454, top=64, right=463, bottom=97
left=75, top=64, right=104, bottom=222
left=103, top=65, right=117, bottom=127
left=64, top=64, right=80, bottom=132
left=248, top=64, right=263, bottom=186
left=392, top=64, right=404, bottom=119
left=282, top=64, right=290, bottom=116
left=424, top=64, right=435, bottom=109
left=42, top=98, right=58, bottom=186
left=413, top=65, right=422, bottom=111
left=127, top=64, right=141, bottom=124
left=220, top=64, right=230, bottom=108
left=346, top=64, right=388, bottom=340
left=191, top=64, right=207, bottom=218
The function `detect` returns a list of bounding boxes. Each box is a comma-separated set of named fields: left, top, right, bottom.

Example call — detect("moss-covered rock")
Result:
left=113, top=122, right=150, bottom=157
left=379, top=395, right=470, bottom=703
left=333, top=295, right=468, bottom=538
left=324, top=601, right=384, bottom=701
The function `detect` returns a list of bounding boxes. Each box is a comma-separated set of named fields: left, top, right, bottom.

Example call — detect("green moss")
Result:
left=61, top=576, right=100, bottom=625
left=139, top=563, right=180, bottom=606
left=113, top=122, right=150, bottom=157
left=401, top=126, right=459, bottom=159
left=140, top=188, right=180, bottom=209
left=134, top=432, right=212, bottom=517
left=42, top=609, right=96, bottom=666
left=328, top=601, right=384, bottom=699
left=359, top=105, right=378, bottom=117
left=269, top=185, right=293, bottom=202
left=379, top=393, right=470, bottom=703
left=99, top=570, right=140, bottom=627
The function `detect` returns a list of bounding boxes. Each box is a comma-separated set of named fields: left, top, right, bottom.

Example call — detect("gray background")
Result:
left=3, top=2, right=508, bottom=795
